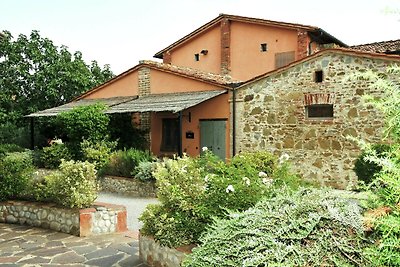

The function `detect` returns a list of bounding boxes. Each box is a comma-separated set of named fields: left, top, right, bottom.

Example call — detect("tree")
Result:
left=0, top=30, right=114, bottom=126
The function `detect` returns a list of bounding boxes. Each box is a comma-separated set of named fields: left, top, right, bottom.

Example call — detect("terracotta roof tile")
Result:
left=140, top=60, right=241, bottom=85
left=351, top=39, right=400, bottom=54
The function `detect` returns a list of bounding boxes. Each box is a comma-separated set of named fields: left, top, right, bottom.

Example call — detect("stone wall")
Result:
left=0, top=201, right=127, bottom=237
left=99, top=176, right=157, bottom=197
left=235, top=50, right=399, bottom=188
left=139, top=234, right=192, bottom=267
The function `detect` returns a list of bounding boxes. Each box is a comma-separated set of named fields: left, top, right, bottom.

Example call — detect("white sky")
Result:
left=1, top=0, right=399, bottom=74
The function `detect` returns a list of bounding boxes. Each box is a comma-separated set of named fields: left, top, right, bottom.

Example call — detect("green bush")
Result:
left=46, top=160, right=98, bottom=208
left=183, top=188, right=371, bottom=267
left=0, top=152, right=33, bottom=201
left=135, top=161, right=158, bottom=182
left=140, top=151, right=305, bottom=248
left=0, top=143, right=25, bottom=156
left=109, top=114, right=148, bottom=150
left=354, top=143, right=391, bottom=185
left=81, top=139, right=117, bottom=170
left=55, top=103, right=110, bottom=158
left=40, top=143, right=72, bottom=169
left=103, top=148, right=153, bottom=178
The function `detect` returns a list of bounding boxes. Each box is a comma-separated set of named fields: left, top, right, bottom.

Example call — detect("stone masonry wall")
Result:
left=100, top=176, right=157, bottom=197
left=0, top=201, right=127, bottom=237
left=235, top=52, right=398, bottom=188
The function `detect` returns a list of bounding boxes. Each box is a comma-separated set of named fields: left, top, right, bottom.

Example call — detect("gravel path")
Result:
left=97, top=193, right=159, bottom=232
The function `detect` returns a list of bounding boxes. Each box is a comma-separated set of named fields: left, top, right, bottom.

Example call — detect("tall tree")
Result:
left=0, top=30, right=114, bottom=125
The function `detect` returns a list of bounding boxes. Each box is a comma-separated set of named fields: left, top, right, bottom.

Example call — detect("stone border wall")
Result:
left=100, top=176, right=157, bottom=197
left=0, top=201, right=127, bottom=237
left=139, top=234, right=194, bottom=267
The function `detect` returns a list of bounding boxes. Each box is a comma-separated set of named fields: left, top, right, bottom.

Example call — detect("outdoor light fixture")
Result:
left=200, top=49, right=208, bottom=55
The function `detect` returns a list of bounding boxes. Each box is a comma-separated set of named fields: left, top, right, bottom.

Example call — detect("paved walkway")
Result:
left=0, top=223, right=147, bottom=266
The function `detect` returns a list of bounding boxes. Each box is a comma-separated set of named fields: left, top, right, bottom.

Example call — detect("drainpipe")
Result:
left=178, top=111, right=183, bottom=157
left=30, top=117, right=35, bottom=150
left=232, top=87, right=236, bottom=157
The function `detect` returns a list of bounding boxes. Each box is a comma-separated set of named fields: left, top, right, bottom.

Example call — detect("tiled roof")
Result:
left=140, top=60, right=240, bottom=85
left=154, top=13, right=346, bottom=59
left=26, top=96, right=136, bottom=117
left=351, top=39, right=400, bottom=54
left=106, top=90, right=227, bottom=114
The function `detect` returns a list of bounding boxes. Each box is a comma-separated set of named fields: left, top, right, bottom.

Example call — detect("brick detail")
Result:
left=163, top=51, right=172, bottom=64
left=297, top=30, right=309, bottom=59
left=79, top=212, right=93, bottom=237
left=138, top=66, right=151, bottom=96
left=221, top=18, right=231, bottom=75
left=140, top=112, right=151, bottom=149
left=117, top=210, right=128, bottom=232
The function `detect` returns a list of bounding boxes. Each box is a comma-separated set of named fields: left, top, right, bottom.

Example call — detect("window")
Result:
left=315, top=70, right=323, bottom=83
left=260, top=43, right=268, bottom=52
left=306, top=104, right=333, bottom=119
left=275, top=51, right=295, bottom=68
left=161, top=118, right=179, bottom=152
left=194, top=53, right=200, bottom=61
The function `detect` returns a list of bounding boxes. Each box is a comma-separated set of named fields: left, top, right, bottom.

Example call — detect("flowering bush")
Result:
left=140, top=150, right=305, bottom=247
left=45, top=160, right=98, bottom=208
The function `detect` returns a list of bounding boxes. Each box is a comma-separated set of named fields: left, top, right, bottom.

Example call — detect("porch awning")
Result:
left=105, top=90, right=227, bottom=114
left=26, top=90, right=227, bottom=117
left=25, top=96, right=137, bottom=117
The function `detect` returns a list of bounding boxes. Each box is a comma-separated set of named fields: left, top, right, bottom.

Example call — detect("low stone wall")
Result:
left=139, top=234, right=194, bottom=267
left=100, top=176, right=157, bottom=197
left=0, top=201, right=127, bottom=237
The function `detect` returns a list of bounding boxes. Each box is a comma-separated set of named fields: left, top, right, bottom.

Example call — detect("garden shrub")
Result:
left=354, top=143, right=391, bottom=185
left=0, top=143, right=25, bottom=156
left=109, top=113, right=148, bottom=150
left=81, top=139, right=117, bottom=170
left=0, top=152, right=33, bottom=201
left=102, top=148, right=154, bottom=178
left=183, top=188, right=371, bottom=267
left=40, top=143, right=72, bottom=169
left=45, top=160, right=98, bottom=208
left=140, top=150, right=306, bottom=248
left=135, top=161, right=158, bottom=182
left=55, top=103, right=110, bottom=158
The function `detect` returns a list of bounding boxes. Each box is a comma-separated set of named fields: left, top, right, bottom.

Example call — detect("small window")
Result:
left=194, top=53, right=200, bottom=61
left=315, top=70, right=323, bottom=83
left=306, top=104, right=333, bottom=119
left=161, top=118, right=179, bottom=152
left=260, top=43, right=268, bottom=52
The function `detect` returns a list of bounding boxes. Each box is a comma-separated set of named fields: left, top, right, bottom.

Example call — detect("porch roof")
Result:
left=26, top=96, right=137, bottom=117
left=105, top=90, right=227, bottom=114
left=26, top=90, right=227, bottom=117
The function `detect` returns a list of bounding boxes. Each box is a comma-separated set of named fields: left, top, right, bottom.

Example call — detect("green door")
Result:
left=200, top=120, right=226, bottom=160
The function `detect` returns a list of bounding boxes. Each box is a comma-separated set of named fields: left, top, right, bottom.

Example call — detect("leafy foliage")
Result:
left=40, top=143, right=72, bottom=169
left=102, top=148, right=154, bottom=178
left=109, top=114, right=148, bottom=150
left=55, top=103, right=110, bottom=158
left=183, top=188, right=371, bottom=267
left=135, top=161, right=158, bottom=182
left=45, top=160, right=98, bottom=208
left=81, top=139, right=117, bottom=170
left=140, top=151, right=305, bottom=247
left=354, top=143, right=391, bottom=185
left=0, top=152, right=33, bottom=201
left=0, top=143, right=25, bottom=156
left=0, top=30, right=114, bottom=126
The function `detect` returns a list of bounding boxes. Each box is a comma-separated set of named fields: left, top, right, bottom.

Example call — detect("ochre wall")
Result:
left=169, top=26, right=221, bottom=75
left=150, top=93, right=230, bottom=159
left=235, top=52, right=398, bottom=189
left=150, top=69, right=225, bottom=94
left=84, top=71, right=139, bottom=99
left=230, top=21, right=299, bottom=80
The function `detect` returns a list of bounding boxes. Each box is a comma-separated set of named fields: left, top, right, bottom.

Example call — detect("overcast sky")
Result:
left=1, top=0, right=399, bottom=74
